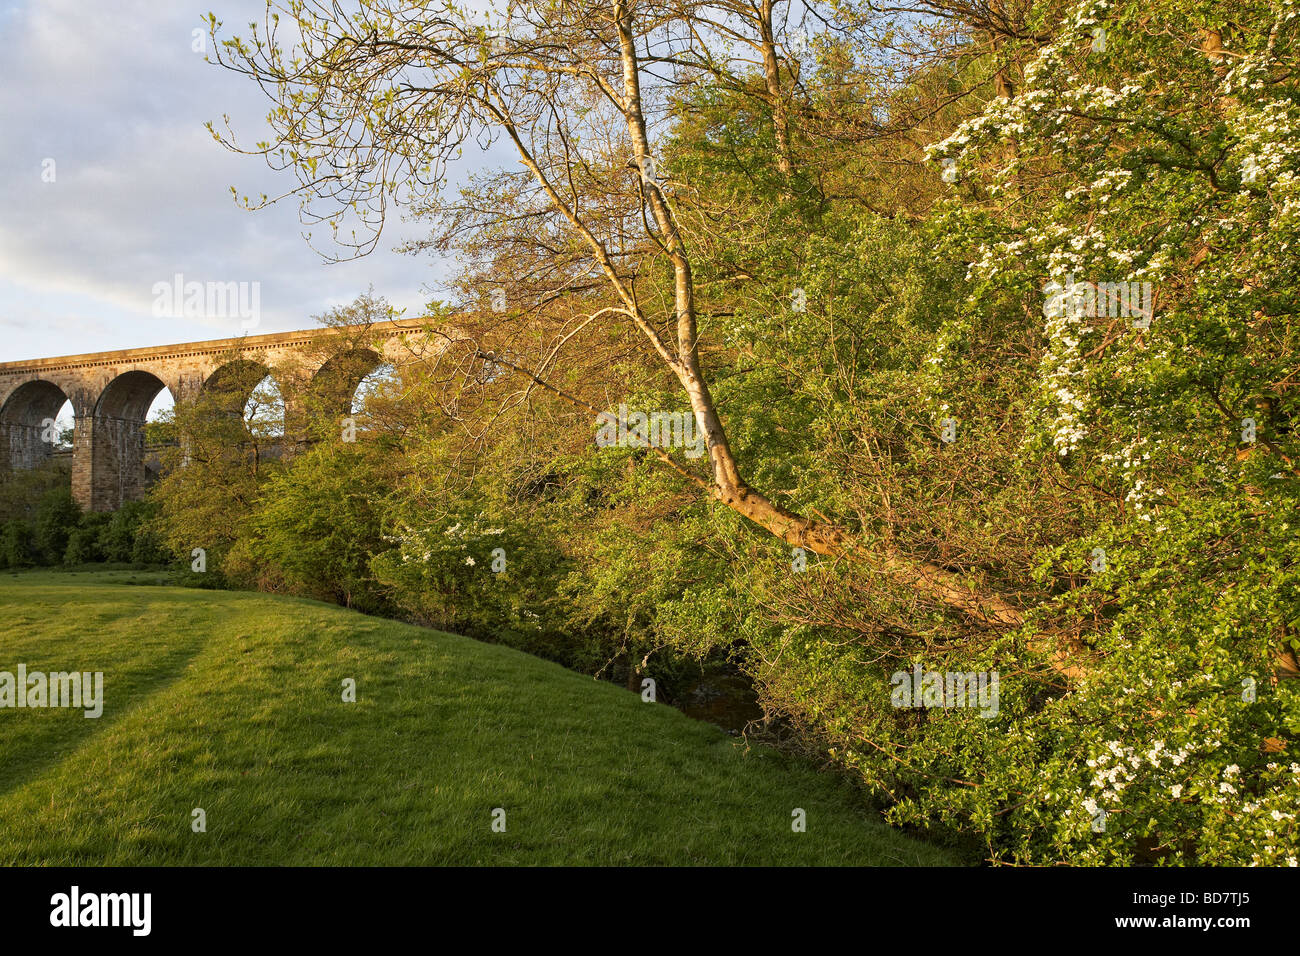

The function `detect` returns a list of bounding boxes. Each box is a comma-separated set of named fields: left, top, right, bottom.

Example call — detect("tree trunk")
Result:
left=758, top=0, right=794, bottom=185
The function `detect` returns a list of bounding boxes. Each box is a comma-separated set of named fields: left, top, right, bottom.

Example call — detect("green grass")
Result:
left=0, top=570, right=960, bottom=866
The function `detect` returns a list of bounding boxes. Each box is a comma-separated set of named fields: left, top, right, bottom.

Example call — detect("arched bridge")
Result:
left=0, top=319, right=435, bottom=511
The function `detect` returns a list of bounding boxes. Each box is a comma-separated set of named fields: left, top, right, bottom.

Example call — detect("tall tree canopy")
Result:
left=194, top=0, right=1300, bottom=864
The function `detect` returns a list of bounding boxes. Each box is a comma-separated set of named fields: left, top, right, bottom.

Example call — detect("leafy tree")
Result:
left=228, top=442, right=390, bottom=609
left=97, top=500, right=157, bottom=563
left=147, top=354, right=286, bottom=577
left=33, top=487, right=80, bottom=566
left=0, top=461, right=71, bottom=524
left=0, top=519, right=34, bottom=570
left=64, top=513, right=110, bottom=566
left=186, top=0, right=1300, bottom=864
left=207, top=0, right=1019, bottom=634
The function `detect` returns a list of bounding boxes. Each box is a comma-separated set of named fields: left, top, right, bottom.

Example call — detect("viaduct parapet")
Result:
left=0, top=319, right=436, bottom=511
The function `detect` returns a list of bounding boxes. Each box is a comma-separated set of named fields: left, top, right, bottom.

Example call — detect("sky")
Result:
left=0, top=0, right=463, bottom=373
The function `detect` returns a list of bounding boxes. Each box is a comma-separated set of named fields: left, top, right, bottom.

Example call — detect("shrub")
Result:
left=33, top=488, right=80, bottom=565
left=0, top=519, right=33, bottom=569
left=64, top=512, right=110, bottom=566
left=99, top=500, right=160, bottom=563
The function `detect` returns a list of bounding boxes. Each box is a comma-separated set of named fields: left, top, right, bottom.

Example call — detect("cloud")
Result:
left=0, top=0, right=445, bottom=363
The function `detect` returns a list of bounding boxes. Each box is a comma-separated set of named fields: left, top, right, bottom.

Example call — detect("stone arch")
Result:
left=202, top=359, right=274, bottom=411
left=351, top=362, right=400, bottom=415
left=0, top=318, right=439, bottom=510
left=96, top=370, right=168, bottom=423
left=0, top=379, right=73, bottom=471
left=311, top=348, right=384, bottom=417
left=87, top=370, right=173, bottom=511
left=203, top=358, right=288, bottom=437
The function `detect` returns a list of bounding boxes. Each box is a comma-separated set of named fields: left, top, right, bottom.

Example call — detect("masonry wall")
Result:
left=0, top=319, right=436, bottom=511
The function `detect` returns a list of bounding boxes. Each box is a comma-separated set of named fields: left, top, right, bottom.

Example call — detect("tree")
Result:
left=195, top=0, right=1300, bottom=864
left=209, top=0, right=1027, bottom=648
left=64, top=513, right=109, bottom=566
left=99, top=501, right=161, bottom=564
left=34, top=487, right=80, bottom=566
left=229, top=442, right=389, bottom=609
left=148, top=352, right=285, bottom=575
left=0, top=519, right=34, bottom=570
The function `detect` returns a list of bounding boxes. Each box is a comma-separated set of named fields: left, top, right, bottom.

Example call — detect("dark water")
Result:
left=678, top=673, right=765, bottom=734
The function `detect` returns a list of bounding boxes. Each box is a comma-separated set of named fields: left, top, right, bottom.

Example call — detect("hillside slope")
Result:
left=0, top=571, right=959, bottom=865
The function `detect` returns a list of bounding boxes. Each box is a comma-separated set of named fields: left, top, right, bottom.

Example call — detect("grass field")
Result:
left=0, top=570, right=960, bottom=866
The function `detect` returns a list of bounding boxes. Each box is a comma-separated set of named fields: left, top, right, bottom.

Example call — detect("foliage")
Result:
left=99, top=500, right=168, bottom=564
left=0, top=459, right=71, bottom=524
left=33, top=487, right=80, bottom=565
left=8, top=0, right=1281, bottom=865
left=227, top=441, right=391, bottom=610
left=0, top=519, right=34, bottom=570
left=63, top=512, right=109, bottom=566
left=145, top=358, right=286, bottom=583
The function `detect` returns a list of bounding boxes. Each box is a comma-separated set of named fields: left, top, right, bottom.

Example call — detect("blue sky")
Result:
left=0, top=0, right=454, bottom=368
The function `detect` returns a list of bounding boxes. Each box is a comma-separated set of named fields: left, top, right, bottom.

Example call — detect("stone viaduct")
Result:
left=0, top=319, right=437, bottom=511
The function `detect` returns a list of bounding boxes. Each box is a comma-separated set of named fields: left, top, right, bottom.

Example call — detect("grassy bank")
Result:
left=0, top=570, right=960, bottom=865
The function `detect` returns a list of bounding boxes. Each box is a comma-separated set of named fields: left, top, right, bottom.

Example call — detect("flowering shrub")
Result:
left=641, top=0, right=1300, bottom=864
left=810, top=0, right=1300, bottom=863
left=152, top=0, right=1300, bottom=865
